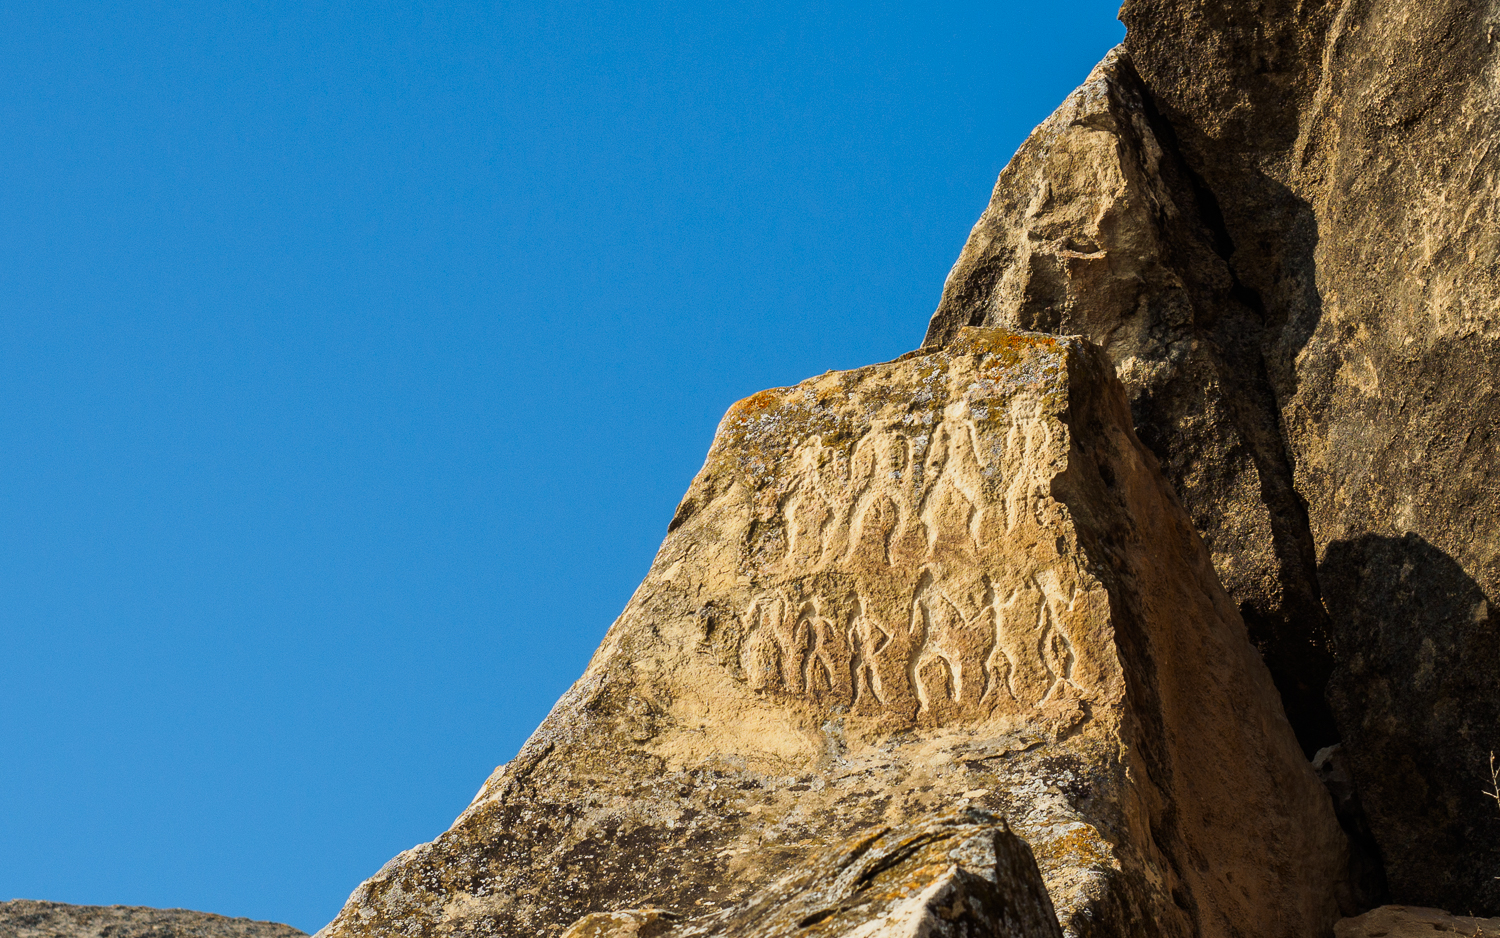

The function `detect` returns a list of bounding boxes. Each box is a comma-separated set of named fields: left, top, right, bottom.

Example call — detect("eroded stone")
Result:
left=0, top=900, right=306, bottom=938
left=318, top=329, right=1343, bottom=938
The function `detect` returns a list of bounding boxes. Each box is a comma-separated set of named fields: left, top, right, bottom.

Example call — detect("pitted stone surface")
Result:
left=0, top=901, right=305, bottom=938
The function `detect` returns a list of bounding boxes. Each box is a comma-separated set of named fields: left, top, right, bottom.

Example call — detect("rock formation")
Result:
left=319, top=0, right=1499, bottom=932
left=925, top=0, right=1500, bottom=915
left=319, top=330, right=1344, bottom=938
left=0, top=900, right=305, bottom=938
left=1334, top=906, right=1500, bottom=938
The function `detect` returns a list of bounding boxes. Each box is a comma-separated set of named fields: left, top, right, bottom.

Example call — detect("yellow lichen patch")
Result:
left=1029, top=825, right=1116, bottom=874
left=949, top=326, right=1063, bottom=364
left=712, top=386, right=855, bottom=487
left=709, top=329, right=1071, bottom=494
left=727, top=388, right=786, bottom=418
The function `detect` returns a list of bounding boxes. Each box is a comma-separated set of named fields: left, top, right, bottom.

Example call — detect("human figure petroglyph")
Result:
left=994, top=582, right=1050, bottom=707
left=909, top=570, right=995, bottom=710
left=740, top=592, right=810, bottom=693
left=769, top=408, right=1060, bottom=568
left=845, top=431, right=916, bottom=567
left=1034, top=574, right=1084, bottom=704
left=919, top=420, right=989, bottom=554
left=738, top=572, right=1093, bottom=722
left=999, top=403, right=1054, bottom=534
left=782, top=447, right=841, bottom=570
left=988, top=573, right=1086, bottom=708
left=798, top=597, right=851, bottom=699
left=847, top=596, right=891, bottom=707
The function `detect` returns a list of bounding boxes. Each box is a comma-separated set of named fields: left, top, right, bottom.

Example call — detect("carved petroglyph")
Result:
left=765, top=405, right=1053, bottom=575
left=847, top=596, right=890, bottom=707
left=909, top=569, right=994, bottom=712
left=737, top=570, right=1092, bottom=723
left=735, top=403, right=1098, bottom=726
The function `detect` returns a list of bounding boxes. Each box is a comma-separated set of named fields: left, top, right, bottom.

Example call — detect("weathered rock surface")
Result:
left=1335, top=906, right=1500, bottom=938
left=559, top=813, right=1067, bottom=938
left=925, top=0, right=1500, bottom=913
left=0, top=900, right=305, bottom=938
left=924, top=48, right=1340, bottom=756
left=1124, top=0, right=1500, bottom=907
left=320, top=329, right=1344, bottom=938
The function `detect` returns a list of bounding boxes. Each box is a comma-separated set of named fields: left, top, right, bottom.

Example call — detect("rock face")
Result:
left=924, top=49, right=1341, bottom=756
left=0, top=900, right=306, bottom=938
left=320, top=330, right=1344, bottom=938
left=925, top=0, right=1500, bottom=914
left=558, top=815, right=1067, bottom=938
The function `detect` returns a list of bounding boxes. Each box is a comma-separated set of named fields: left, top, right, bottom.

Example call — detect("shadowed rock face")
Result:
left=923, top=50, right=1339, bottom=759
left=1321, top=535, right=1500, bottom=910
left=319, top=330, right=1343, bottom=938
left=0, top=900, right=306, bottom=938
left=926, top=0, right=1500, bottom=915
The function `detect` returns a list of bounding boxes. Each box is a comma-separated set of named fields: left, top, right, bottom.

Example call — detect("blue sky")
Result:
left=0, top=2, right=1123, bottom=930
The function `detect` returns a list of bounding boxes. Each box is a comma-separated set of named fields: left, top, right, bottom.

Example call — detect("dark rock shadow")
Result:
left=1321, top=533, right=1500, bottom=915
left=1132, top=80, right=1340, bottom=758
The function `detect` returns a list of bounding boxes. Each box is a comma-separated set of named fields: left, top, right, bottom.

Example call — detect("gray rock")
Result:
left=1122, top=0, right=1500, bottom=911
left=923, top=48, right=1340, bottom=756
left=0, top=900, right=305, bottom=938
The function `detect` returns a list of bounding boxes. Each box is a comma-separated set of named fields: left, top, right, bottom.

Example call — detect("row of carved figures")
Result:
left=773, top=414, right=1055, bottom=573
left=737, top=569, right=1087, bottom=716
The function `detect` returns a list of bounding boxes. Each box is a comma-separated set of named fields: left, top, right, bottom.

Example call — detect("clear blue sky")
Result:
left=0, top=2, right=1123, bottom=931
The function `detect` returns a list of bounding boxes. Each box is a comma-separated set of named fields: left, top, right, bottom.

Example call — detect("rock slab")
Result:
left=1336, top=906, right=1500, bottom=938
left=1121, top=0, right=1500, bottom=910
left=320, top=329, right=1343, bottom=938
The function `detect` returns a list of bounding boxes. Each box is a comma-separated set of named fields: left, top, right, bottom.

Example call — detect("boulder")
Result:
left=1122, top=0, right=1500, bottom=911
left=319, top=329, right=1344, bottom=938
left=0, top=900, right=306, bottom=938
left=923, top=49, right=1340, bottom=756
left=1335, top=906, right=1500, bottom=938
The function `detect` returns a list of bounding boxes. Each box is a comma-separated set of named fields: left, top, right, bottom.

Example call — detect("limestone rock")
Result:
left=0, top=900, right=306, bottom=938
left=320, top=329, right=1343, bottom=938
left=1335, top=906, right=1500, bottom=938
left=925, top=1, right=1500, bottom=911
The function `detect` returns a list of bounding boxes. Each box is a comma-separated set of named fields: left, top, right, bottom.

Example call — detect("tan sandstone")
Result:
left=318, top=329, right=1344, bottom=938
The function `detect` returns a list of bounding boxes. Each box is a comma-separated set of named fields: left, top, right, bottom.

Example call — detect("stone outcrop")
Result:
left=925, top=0, right=1500, bottom=915
left=1124, top=0, right=1500, bottom=910
left=320, top=330, right=1344, bottom=938
left=1335, top=906, right=1500, bottom=938
left=923, top=49, right=1341, bottom=757
left=0, top=900, right=306, bottom=938
left=309, top=0, right=1500, bottom=928
left=558, top=814, right=1067, bottom=938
